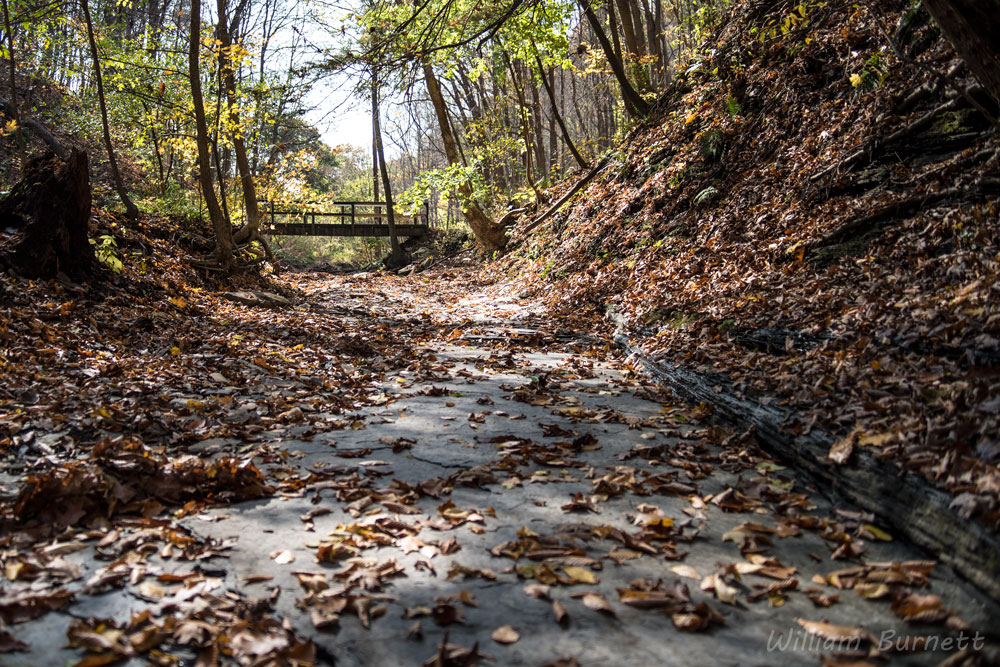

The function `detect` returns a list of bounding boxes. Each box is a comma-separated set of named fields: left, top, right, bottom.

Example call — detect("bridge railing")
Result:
left=261, top=200, right=430, bottom=229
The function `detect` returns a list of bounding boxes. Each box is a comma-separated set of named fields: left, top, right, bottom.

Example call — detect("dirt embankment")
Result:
left=501, top=1, right=1000, bottom=596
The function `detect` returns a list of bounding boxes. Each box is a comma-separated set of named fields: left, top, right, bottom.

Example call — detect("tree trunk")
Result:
left=422, top=59, right=507, bottom=251
left=577, top=0, right=651, bottom=118
left=1, top=0, right=25, bottom=171
left=217, top=0, right=262, bottom=248
left=371, top=76, right=380, bottom=217
left=505, top=54, right=543, bottom=200
left=189, top=0, right=233, bottom=270
left=922, top=0, right=1000, bottom=105
left=528, top=67, right=546, bottom=180
left=614, top=0, right=642, bottom=59
left=81, top=0, right=139, bottom=219
left=0, top=151, right=95, bottom=280
left=371, top=73, right=405, bottom=268
left=533, top=44, right=588, bottom=169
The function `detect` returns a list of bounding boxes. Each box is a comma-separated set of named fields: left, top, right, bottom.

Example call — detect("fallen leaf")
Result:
left=562, top=566, right=599, bottom=585
left=671, top=565, right=700, bottom=580
left=580, top=593, right=614, bottom=614
left=491, top=625, right=519, bottom=644
left=827, top=437, right=853, bottom=465
left=552, top=600, right=569, bottom=626
left=270, top=550, right=295, bottom=565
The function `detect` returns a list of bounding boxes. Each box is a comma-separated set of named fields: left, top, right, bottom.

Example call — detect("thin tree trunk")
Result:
left=532, top=43, right=588, bottom=169
left=422, top=58, right=506, bottom=251
left=372, top=73, right=405, bottom=268
left=605, top=0, right=623, bottom=63
left=189, top=0, right=233, bottom=269
left=527, top=66, right=546, bottom=180
left=577, top=0, right=650, bottom=117
left=371, top=76, right=380, bottom=219
left=1, top=0, right=25, bottom=171
left=505, top=55, right=543, bottom=200
left=217, top=0, right=261, bottom=246
left=614, top=0, right=641, bottom=59
left=81, top=0, right=139, bottom=218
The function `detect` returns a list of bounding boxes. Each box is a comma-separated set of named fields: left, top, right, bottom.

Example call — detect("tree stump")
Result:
left=0, top=150, right=95, bottom=280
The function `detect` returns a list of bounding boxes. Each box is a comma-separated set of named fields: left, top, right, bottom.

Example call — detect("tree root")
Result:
left=807, top=176, right=1000, bottom=260
left=810, top=98, right=961, bottom=183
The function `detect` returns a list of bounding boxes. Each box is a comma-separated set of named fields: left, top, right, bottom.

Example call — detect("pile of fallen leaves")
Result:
left=501, top=0, right=1000, bottom=528
left=6, top=437, right=270, bottom=531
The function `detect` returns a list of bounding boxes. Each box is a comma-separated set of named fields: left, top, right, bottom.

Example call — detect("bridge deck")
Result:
left=264, top=201, right=429, bottom=238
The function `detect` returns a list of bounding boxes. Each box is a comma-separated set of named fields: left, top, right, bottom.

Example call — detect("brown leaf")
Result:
left=890, top=594, right=950, bottom=623
left=562, top=566, right=599, bottom=585
left=0, top=630, right=29, bottom=653
left=523, top=584, right=551, bottom=600
left=795, top=619, right=871, bottom=644
left=552, top=600, right=569, bottom=626
left=827, top=437, right=854, bottom=465
left=671, top=602, right=725, bottom=632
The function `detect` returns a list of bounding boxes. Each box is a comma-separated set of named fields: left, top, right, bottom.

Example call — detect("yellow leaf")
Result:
left=861, top=524, right=892, bottom=541
left=855, top=582, right=890, bottom=599
left=563, top=566, right=599, bottom=585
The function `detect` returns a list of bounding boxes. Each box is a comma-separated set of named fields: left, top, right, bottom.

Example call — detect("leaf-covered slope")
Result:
left=503, top=1, right=1000, bottom=528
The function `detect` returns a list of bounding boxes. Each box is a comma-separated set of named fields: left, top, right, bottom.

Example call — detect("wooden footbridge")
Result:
left=263, top=201, right=430, bottom=238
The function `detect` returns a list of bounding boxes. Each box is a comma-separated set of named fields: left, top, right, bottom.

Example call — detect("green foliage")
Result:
left=756, top=3, right=821, bottom=43
left=398, top=163, right=488, bottom=214
left=694, top=186, right=720, bottom=206
left=725, top=96, right=742, bottom=118
left=90, top=235, right=123, bottom=273
left=850, top=50, right=890, bottom=95
left=140, top=183, right=202, bottom=220
left=273, top=235, right=389, bottom=268
left=699, top=130, right=725, bottom=162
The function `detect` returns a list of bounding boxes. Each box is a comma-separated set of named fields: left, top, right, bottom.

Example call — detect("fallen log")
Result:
left=612, top=314, right=1000, bottom=603
left=0, top=96, right=69, bottom=160
left=520, top=154, right=612, bottom=236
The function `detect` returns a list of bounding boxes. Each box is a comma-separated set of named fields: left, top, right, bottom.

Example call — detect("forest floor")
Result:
left=1, top=264, right=998, bottom=666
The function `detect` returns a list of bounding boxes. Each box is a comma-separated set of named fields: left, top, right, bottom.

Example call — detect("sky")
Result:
left=305, top=76, right=411, bottom=161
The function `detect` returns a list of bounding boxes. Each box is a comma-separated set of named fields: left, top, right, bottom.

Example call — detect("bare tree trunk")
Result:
left=189, top=0, right=233, bottom=269
left=614, top=0, right=641, bottom=60
left=506, top=55, right=544, bottom=201
left=528, top=66, right=546, bottom=180
left=532, top=43, right=588, bottom=169
left=371, top=71, right=405, bottom=267
left=1, top=0, right=25, bottom=171
left=922, top=0, right=1000, bottom=104
left=577, top=0, right=651, bottom=117
left=371, top=76, right=380, bottom=219
left=216, top=0, right=262, bottom=247
left=422, top=59, right=506, bottom=251
left=81, top=0, right=139, bottom=219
